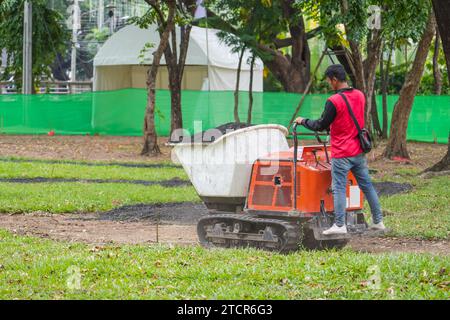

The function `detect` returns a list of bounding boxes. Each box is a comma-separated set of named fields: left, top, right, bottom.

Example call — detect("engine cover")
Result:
left=246, top=145, right=363, bottom=215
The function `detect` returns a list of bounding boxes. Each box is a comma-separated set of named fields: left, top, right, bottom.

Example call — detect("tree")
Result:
left=0, top=0, right=69, bottom=91
left=301, top=0, right=381, bottom=131
left=234, top=47, right=245, bottom=123
left=211, top=3, right=262, bottom=123
left=160, top=0, right=196, bottom=135
left=303, top=0, right=430, bottom=134
left=247, top=53, right=256, bottom=124
left=135, top=0, right=196, bottom=155
left=138, top=0, right=196, bottom=138
left=140, top=0, right=177, bottom=156
left=433, top=30, right=443, bottom=95
left=215, top=30, right=255, bottom=124
left=205, top=0, right=315, bottom=93
left=383, top=13, right=436, bottom=159
left=423, top=0, right=450, bottom=172
left=379, top=41, right=394, bottom=139
left=432, top=0, right=450, bottom=84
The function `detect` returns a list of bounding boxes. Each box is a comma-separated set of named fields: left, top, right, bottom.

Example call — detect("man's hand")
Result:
left=295, top=117, right=305, bottom=125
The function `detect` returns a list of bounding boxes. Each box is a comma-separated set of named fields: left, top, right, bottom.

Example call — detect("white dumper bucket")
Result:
left=171, top=124, right=289, bottom=211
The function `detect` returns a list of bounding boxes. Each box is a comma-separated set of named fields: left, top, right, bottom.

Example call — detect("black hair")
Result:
left=325, top=64, right=347, bottom=82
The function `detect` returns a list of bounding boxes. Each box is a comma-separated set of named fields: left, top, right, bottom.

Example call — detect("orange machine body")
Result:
left=246, top=145, right=364, bottom=216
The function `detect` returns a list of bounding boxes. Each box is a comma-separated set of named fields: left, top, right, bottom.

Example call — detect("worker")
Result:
left=295, top=64, right=385, bottom=235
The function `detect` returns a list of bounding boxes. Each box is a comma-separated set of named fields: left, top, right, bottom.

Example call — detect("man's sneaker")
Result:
left=369, top=221, right=386, bottom=231
left=322, top=224, right=347, bottom=235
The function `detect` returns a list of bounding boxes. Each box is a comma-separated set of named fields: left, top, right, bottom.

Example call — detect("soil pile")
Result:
left=372, top=181, right=413, bottom=197
left=97, top=202, right=208, bottom=224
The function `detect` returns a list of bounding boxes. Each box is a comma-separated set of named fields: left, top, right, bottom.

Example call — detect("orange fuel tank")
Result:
left=246, top=145, right=364, bottom=215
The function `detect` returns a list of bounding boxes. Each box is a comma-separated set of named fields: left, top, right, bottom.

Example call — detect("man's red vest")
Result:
left=328, top=89, right=365, bottom=159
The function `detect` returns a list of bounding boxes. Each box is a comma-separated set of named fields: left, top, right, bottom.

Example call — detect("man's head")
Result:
left=325, top=64, right=348, bottom=91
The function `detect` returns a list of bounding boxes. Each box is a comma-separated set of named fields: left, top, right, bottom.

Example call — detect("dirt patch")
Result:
left=0, top=213, right=197, bottom=245
left=0, top=135, right=173, bottom=162
left=372, top=181, right=413, bottom=197
left=0, top=202, right=207, bottom=245
left=96, top=202, right=207, bottom=224
left=0, top=177, right=190, bottom=188
left=0, top=204, right=448, bottom=254
left=366, top=140, right=448, bottom=179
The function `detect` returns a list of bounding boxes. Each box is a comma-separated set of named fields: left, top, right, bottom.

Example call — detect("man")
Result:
left=295, top=64, right=385, bottom=235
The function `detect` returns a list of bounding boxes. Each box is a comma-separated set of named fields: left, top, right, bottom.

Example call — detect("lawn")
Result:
left=0, top=158, right=448, bottom=300
left=372, top=170, right=450, bottom=239
left=0, top=158, right=188, bottom=181
left=0, top=182, right=198, bottom=213
left=0, top=158, right=197, bottom=213
left=0, top=229, right=448, bottom=299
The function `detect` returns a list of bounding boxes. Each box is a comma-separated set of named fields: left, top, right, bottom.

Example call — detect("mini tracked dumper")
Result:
left=171, top=123, right=368, bottom=252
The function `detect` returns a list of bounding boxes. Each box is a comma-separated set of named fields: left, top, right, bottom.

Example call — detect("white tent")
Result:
left=93, top=25, right=264, bottom=92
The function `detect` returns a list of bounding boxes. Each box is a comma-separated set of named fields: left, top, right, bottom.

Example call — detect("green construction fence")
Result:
left=0, top=88, right=448, bottom=143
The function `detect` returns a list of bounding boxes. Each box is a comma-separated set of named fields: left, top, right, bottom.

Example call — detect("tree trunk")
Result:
left=348, top=41, right=366, bottom=92
left=234, top=47, right=244, bottom=123
left=340, top=0, right=382, bottom=132
left=255, top=0, right=310, bottom=93
left=424, top=133, right=450, bottom=172
left=371, top=92, right=382, bottom=138
left=381, top=44, right=393, bottom=139
left=164, top=24, right=192, bottom=136
left=169, top=81, right=182, bottom=134
left=141, top=1, right=176, bottom=156
left=263, top=54, right=309, bottom=92
left=432, top=0, right=450, bottom=84
left=383, top=14, right=436, bottom=159
left=433, top=29, right=443, bottom=95
left=247, top=54, right=255, bottom=124
left=364, top=29, right=383, bottom=132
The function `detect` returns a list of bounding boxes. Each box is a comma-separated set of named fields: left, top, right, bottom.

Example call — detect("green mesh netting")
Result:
left=0, top=89, right=448, bottom=143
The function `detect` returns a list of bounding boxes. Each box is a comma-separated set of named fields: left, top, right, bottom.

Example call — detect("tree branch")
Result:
left=273, top=27, right=322, bottom=49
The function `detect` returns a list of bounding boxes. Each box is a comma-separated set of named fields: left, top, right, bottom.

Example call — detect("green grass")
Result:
left=378, top=176, right=450, bottom=239
left=0, top=160, right=196, bottom=213
left=0, top=183, right=199, bottom=213
left=0, top=160, right=188, bottom=181
left=365, top=170, right=450, bottom=239
left=0, top=230, right=448, bottom=299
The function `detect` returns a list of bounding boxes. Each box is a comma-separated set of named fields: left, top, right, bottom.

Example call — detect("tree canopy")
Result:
left=0, top=0, right=69, bottom=90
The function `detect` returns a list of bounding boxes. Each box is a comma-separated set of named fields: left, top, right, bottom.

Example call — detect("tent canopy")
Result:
left=93, top=25, right=264, bottom=92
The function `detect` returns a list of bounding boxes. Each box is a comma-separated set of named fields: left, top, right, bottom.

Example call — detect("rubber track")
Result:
left=197, top=214, right=301, bottom=252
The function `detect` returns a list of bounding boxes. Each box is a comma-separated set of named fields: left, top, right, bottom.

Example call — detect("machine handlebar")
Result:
left=291, top=122, right=329, bottom=144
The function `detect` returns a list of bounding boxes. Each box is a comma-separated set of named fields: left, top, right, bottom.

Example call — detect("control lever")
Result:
left=314, top=131, right=330, bottom=164
left=311, top=149, right=320, bottom=167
